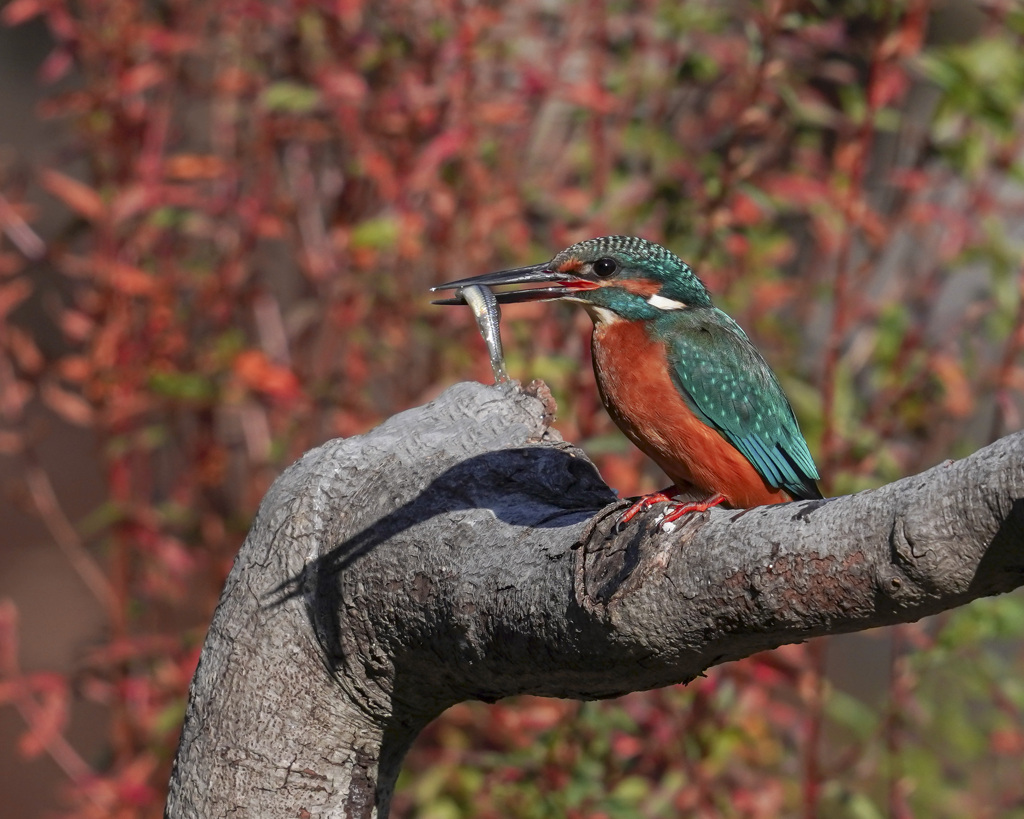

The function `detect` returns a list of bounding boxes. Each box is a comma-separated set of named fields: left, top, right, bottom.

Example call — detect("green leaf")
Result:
left=148, top=370, right=216, bottom=401
left=350, top=215, right=401, bottom=250
left=261, top=81, right=321, bottom=113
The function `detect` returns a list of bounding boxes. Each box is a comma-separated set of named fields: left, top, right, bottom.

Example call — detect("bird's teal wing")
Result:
left=662, top=310, right=822, bottom=500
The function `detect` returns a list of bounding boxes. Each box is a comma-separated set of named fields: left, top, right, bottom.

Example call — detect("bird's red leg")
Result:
left=661, top=492, right=726, bottom=523
left=618, top=485, right=679, bottom=525
left=618, top=489, right=727, bottom=530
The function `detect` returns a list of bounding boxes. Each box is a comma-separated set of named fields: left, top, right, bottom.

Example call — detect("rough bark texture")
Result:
left=166, top=380, right=1024, bottom=818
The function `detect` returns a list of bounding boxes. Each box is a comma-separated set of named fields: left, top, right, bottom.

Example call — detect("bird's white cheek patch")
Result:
left=647, top=294, right=687, bottom=311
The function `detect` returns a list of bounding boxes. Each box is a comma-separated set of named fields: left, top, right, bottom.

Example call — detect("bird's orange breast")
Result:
left=591, top=320, right=790, bottom=508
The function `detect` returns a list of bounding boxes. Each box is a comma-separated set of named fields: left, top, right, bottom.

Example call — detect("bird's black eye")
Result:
left=593, top=257, right=617, bottom=278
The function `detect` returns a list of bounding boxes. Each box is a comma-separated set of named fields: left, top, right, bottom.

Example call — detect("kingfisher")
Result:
left=433, top=236, right=822, bottom=525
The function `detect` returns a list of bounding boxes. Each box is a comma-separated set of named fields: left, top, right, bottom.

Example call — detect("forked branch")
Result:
left=166, top=380, right=1024, bottom=818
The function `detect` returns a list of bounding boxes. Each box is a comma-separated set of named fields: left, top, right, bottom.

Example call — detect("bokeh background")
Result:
left=1, top=1, right=1023, bottom=816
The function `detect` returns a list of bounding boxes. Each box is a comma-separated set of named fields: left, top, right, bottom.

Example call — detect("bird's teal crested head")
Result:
left=550, top=236, right=712, bottom=319
left=432, top=236, right=712, bottom=322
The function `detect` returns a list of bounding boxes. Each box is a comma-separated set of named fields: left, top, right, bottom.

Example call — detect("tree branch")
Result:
left=165, top=380, right=1024, bottom=818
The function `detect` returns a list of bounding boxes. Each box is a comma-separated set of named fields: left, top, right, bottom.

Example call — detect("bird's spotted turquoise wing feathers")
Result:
left=662, top=310, right=821, bottom=500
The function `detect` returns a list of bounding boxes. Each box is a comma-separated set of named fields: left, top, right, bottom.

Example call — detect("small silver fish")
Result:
left=456, top=284, right=509, bottom=385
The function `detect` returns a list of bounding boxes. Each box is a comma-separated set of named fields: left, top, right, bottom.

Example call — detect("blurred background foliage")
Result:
left=1, top=0, right=1023, bottom=816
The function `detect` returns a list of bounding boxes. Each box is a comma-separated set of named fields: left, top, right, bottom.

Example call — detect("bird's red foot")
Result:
left=617, top=489, right=726, bottom=531
left=618, top=485, right=679, bottom=526
left=661, top=493, right=726, bottom=524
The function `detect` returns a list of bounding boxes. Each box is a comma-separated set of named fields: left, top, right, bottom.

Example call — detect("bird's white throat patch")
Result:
left=587, top=305, right=622, bottom=325
left=647, top=293, right=687, bottom=311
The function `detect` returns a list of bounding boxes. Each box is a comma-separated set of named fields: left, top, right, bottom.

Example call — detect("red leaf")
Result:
left=0, top=599, right=19, bottom=671
left=57, top=355, right=93, bottom=383
left=18, top=673, right=70, bottom=759
left=103, top=259, right=157, bottom=296
left=120, top=62, right=165, bottom=95
left=0, top=431, right=24, bottom=454
left=561, top=80, right=618, bottom=113
left=40, top=169, right=106, bottom=223
left=59, top=308, right=96, bottom=342
left=0, top=679, right=20, bottom=704
left=0, top=278, right=31, bottom=321
left=0, top=0, right=44, bottom=26
left=932, top=352, right=973, bottom=418
left=164, top=154, right=229, bottom=181
left=869, top=63, right=908, bottom=110
left=762, top=173, right=829, bottom=208
left=234, top=350, right=301, bottom=402
left=7, top=326, right=44, bottom=374
left=40, top=381, right=94, bottom=426
left=0, top=252, right=23, bottom=276
left=0, top=377, right=32, bottom=420
left=730, top=191, right=763, bottom=226
left=38, top=48, right=73, bottom=85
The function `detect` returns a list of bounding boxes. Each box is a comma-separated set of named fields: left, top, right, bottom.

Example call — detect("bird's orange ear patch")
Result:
left=619, top=279, right=661, bottom=298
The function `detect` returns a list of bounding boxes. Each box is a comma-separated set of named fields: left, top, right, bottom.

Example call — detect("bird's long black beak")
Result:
left=431, top=263, right=597, bottom=305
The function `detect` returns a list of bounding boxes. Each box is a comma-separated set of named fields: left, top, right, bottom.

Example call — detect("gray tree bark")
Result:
left=165, top=380, right=1024, bottom=819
